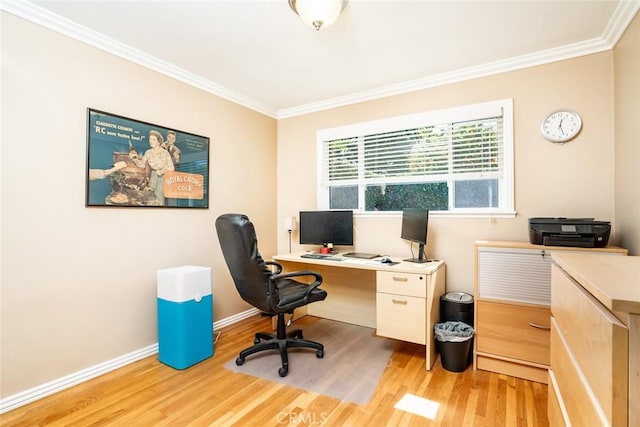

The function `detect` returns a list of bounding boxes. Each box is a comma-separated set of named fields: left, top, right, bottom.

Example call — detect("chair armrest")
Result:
left=272, top=270, right=323, bottom=291
left=265, top=261, right=283, bottom=274
left=269, top=271, right=324, bottom=312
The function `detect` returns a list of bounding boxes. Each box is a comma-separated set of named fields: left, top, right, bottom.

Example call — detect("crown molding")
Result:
left=277, top=2, right=638, bottom=118
left=3, top=0, right=637, bottom=121
left=0, top=0, right=278, bottom=118
left=602, top=0, right=640, bottom=46
left=276, top=35, right=613, bottom=119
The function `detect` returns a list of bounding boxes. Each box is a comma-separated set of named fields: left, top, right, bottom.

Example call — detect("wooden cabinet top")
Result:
left=475, top=240, right=628, bottom=255
left=552, top=253, right=640, bottom=315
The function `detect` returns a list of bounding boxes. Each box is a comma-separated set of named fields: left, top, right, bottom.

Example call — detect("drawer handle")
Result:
left=529, top=322, right=551, bottom=330
left=392, top=276, right=408, bottom=282
left=392, top=299, right=408, bottom=305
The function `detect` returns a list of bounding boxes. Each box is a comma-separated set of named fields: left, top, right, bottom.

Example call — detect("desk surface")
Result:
left=552, top=253, right=640, bottom=315
left=273, top=252, right=445, bottom=274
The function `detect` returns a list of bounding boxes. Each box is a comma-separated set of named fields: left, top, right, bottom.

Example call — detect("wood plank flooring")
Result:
left=1, top=315, right=549, bottom=426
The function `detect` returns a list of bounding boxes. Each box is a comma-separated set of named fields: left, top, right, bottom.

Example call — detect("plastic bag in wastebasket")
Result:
left=434, top=321, right=475, bottom=342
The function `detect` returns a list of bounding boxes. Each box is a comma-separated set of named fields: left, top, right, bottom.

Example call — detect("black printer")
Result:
left=528, top=217, right=611, bottom=248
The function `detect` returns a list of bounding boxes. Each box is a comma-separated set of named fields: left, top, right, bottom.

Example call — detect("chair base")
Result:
left=235, top=313, right=324, bottom=377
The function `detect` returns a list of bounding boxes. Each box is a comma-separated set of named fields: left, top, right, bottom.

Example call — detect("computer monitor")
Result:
left=401, top=208, right=429, bottom=263
left=299, top=210, right=353, bottom=249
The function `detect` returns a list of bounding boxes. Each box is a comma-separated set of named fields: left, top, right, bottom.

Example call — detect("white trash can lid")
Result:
left=442, top=292, right=473, bottom=303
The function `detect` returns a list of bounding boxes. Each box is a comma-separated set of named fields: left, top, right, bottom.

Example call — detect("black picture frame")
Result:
left=86, top=108, right=210, bottom=208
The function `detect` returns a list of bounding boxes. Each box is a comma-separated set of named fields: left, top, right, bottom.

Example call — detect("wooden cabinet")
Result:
left=474, top=241, right=627, bottom=384
left=376, top=267, right=445, bottom=370
left=549, top=254, right=639, bottom=426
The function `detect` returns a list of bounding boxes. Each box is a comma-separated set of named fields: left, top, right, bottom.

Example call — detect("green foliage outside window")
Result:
left=329, top=185, right=358, bottom=209
left=365, top=183, right=448, bottom=211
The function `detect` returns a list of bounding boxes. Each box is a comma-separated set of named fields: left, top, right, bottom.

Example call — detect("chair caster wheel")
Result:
left=278, top=367, right=288, bottom=377
left=236, top=357, right=245, bottom=366
left=316, top=350, right=324, bottom=358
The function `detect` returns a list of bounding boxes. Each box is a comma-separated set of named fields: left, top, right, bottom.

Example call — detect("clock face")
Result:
left=541, top=110, right=582, bottom=143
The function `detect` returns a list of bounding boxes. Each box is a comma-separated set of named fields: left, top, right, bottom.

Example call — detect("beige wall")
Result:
left=278, top=52, right=617, bottom=294
left=2, top=7, right=639, bottom=406
left=614, top=12, right=640, bottom=255
left=0, top=13, right=277, bottom=397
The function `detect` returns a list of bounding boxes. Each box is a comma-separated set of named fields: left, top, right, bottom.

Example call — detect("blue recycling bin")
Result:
left=157, top=265, right=214, bottom=369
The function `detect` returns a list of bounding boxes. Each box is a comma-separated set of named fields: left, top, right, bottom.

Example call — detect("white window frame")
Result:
left=316, top=99, right=515, bottom=217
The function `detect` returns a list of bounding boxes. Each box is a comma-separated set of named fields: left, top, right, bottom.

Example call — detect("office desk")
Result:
left=272, top=253, right=446, bottom=370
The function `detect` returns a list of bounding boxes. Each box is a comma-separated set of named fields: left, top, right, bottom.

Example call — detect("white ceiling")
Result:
left=5, top=1, right=639, bottom=118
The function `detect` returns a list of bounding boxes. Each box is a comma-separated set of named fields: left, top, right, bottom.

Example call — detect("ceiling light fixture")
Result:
left=288, top=0, right=348, bottom=31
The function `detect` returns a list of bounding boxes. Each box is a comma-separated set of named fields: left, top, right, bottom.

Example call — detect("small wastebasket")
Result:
left=435, top=321, right=475, bottom=372
left=157, top=265, right=214, bottom=369
left=440, top=291, right=475, bottom=364
left=440, top=292, right=474, bottom=326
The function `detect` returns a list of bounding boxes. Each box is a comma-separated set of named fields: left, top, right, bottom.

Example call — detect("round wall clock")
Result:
left=540, top=109, right=582, bottom=143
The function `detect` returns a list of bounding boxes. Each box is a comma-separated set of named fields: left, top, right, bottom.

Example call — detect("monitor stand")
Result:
left=403, top=243, right=431, bottom=263
left=403, top=257, right=431, bottom=263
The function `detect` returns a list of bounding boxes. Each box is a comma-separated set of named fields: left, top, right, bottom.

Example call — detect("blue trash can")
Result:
left=157, top=265, right=213, bottom=369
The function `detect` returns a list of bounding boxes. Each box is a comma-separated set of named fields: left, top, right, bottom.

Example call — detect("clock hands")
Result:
left=542, top=110, right=581, bottom=142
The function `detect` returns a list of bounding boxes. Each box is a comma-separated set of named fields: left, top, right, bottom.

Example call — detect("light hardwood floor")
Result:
left=1, top=315, right=548, bottom=426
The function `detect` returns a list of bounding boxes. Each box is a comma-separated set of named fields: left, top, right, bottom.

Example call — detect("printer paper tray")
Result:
left=543, top=235, right=596, bottom=248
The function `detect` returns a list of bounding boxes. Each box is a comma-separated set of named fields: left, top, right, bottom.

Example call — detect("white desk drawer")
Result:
left=377, top=271, right=426, bottom=298
left=376, top=292, right=426, bottom=344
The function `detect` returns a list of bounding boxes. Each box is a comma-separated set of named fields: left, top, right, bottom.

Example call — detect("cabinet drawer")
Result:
left=548, top=370, right=567, bottom=427
left=476, top=300, right=550, bottom=365
left=377, top=271, right=426, bottom=298
left=551, top=264, right=628, bottom=425
left=550, top=318, right=607, bottom=426
left=376, top=292, right=425, bottom=344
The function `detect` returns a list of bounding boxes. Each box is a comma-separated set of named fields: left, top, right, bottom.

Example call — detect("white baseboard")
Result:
left=213, top=307, right=260, bottom=330
left=0, top=307, right=259, bottom=414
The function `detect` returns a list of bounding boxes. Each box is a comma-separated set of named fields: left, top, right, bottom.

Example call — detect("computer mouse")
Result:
left=380, top=257, right=392, bottom=264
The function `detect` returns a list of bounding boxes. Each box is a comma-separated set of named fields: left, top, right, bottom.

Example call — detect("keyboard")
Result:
left=300, top=253, right=345, bottom=261
left=342, top=252, right=380, bottom=259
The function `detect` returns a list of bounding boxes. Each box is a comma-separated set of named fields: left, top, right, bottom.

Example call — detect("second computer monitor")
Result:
left=401, top=208, right=429, bottom=263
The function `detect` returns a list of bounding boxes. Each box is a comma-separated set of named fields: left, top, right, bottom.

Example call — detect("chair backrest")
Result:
left=215, top=213, right=274, bottom=313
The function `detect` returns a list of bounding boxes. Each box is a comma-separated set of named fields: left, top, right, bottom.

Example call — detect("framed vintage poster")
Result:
left=86, top=108, right=210, bottom=208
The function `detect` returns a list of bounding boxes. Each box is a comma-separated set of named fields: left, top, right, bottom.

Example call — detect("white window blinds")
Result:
left=317, top=99, right=514, bottom=214
left=323, top=116, right=503, bottom=183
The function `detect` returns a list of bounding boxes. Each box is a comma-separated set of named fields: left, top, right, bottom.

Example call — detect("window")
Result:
left=317, top=99, right=514, bottom=216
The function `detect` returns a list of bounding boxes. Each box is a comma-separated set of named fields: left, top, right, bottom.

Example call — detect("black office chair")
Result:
left=215, top=213, right=328, bottom=377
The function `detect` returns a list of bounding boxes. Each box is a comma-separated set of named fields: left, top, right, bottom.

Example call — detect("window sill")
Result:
left=354, top=211, right=517, bottom=219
